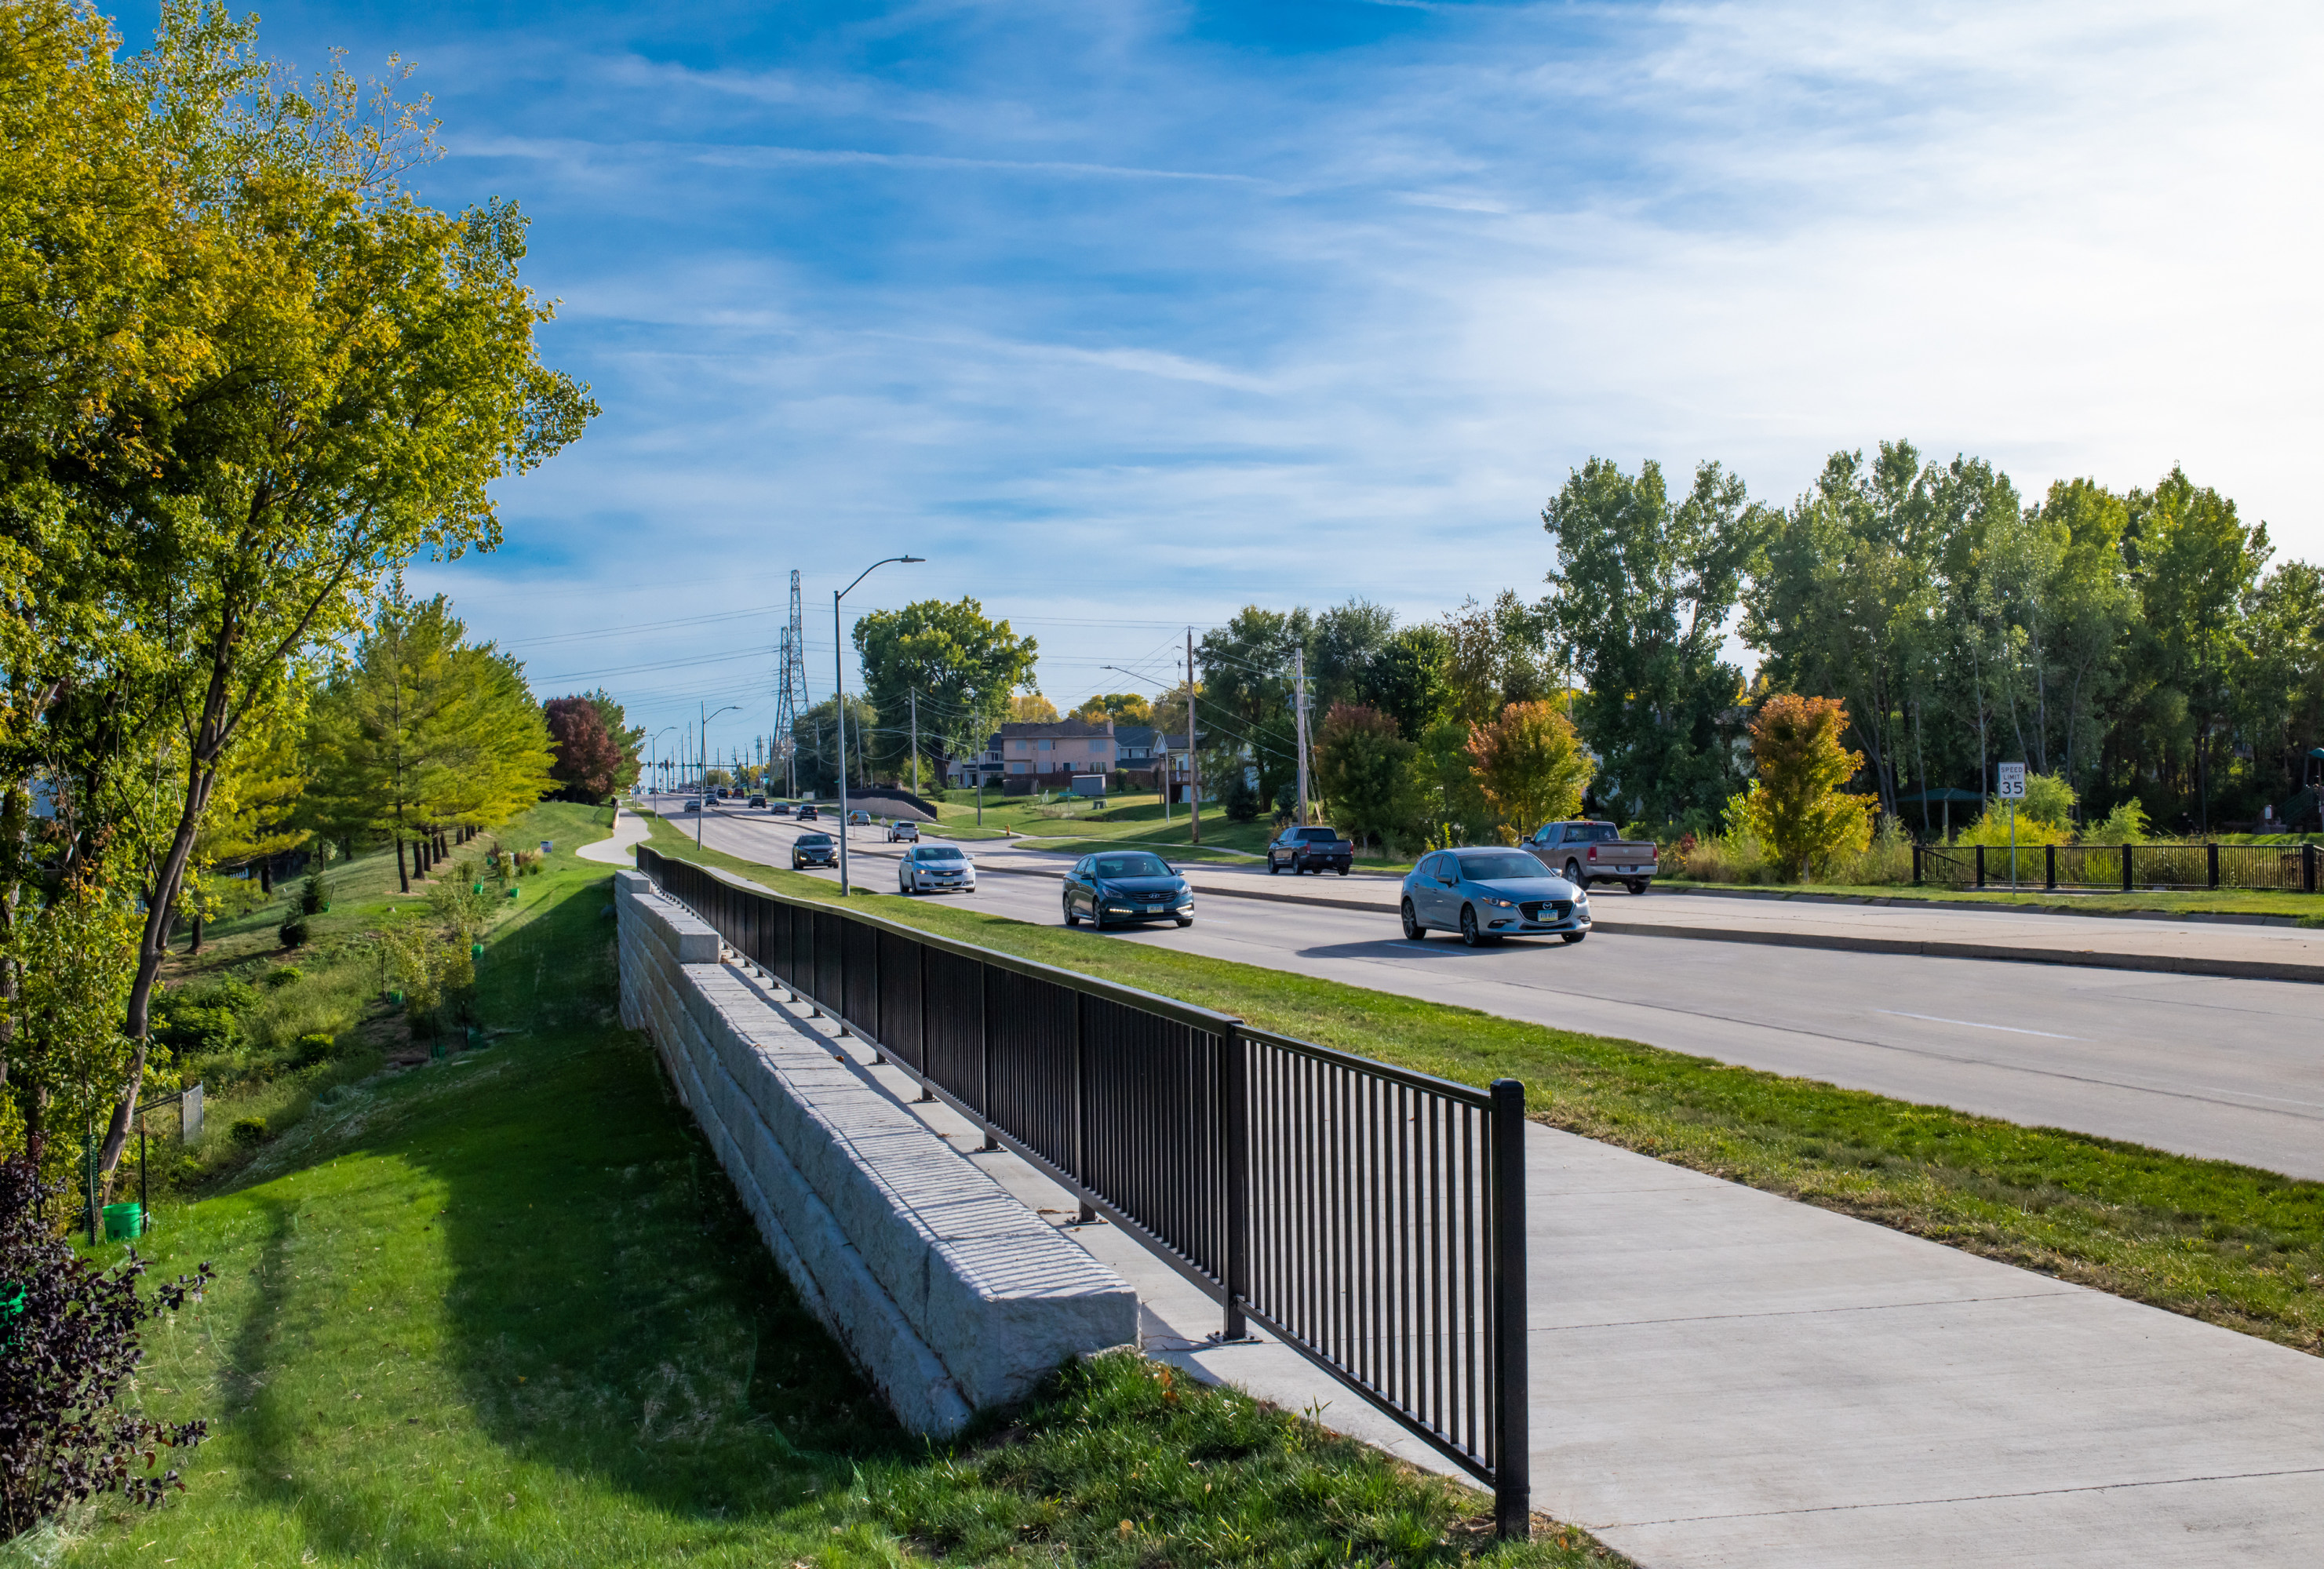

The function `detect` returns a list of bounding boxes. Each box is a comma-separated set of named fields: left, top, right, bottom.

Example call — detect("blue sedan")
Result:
left=1401, top=846, right=1590, bottom=947
left=1063, top=851, right=1194, bottom=930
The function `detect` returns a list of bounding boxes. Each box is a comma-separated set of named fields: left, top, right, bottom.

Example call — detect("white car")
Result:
left=898, top=843, right=975, bottom=895
left=885, top=820, right=920, bottom=843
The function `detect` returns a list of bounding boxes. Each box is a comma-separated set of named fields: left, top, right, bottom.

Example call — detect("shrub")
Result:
left=2083, top=799, right=2151, bottom=844
left=0, top=1157, right=213, bottom=1537
left=1218, top=768, right=1261, bottom=823
left=263, top=966, right=301, bottom=989
left=277, top=916, right=309, bottom=948
left=228, top=1117, right=268, bottom=1149
left=299, top=873, right=331, bottom=915
left=290, top=1033, right=335, bottom=1068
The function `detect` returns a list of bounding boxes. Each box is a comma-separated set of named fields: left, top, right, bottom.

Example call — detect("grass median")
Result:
left=641, top=813, right=2324, bottom=1360
left=54, top=820, right=1610, bottom=1567
left=1659, top=877, right=2324, bottom=923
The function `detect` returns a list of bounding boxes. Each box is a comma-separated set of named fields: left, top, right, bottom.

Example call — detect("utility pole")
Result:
left=909, top=688, right=920, bottom=796
left=1186, top=626, right=1201, bottom=846
left=1294, top=643, right=1311, bottom=826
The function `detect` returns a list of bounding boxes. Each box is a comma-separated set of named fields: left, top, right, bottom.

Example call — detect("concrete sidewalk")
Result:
left=577, top=806, right=652, bottom=865
left=708, top=956, right=2324, bottom=1567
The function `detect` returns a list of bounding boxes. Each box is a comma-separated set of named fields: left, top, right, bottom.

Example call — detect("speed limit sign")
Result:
left=1998, top=763, right=2027, bottom=799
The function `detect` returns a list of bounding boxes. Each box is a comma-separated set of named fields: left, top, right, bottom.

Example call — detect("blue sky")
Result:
left=131, top=1, right=2324, bottom=757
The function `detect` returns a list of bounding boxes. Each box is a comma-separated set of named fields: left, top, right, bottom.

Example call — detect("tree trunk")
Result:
left=258, top=857, right=272, bottom=895
left=396, top=834, right=410, bottom=894
left=188, top=912, right=203, bottom=955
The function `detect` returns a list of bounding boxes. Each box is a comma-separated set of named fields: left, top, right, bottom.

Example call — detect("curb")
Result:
left=1654, top=882, right=2315, bottom=929
left=978, top=864, right=2324, bottom=986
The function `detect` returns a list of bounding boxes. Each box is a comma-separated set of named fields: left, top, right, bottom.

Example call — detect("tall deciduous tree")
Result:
left=1543, top=457, right=1767, bottom=825
left=852, top=598, right=1038, bottom=784
left=64, top=16, right=592, bottom=1176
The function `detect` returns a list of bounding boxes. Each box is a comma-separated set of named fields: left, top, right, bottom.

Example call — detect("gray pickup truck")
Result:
left=1523, top=820, right=1658, bottom=894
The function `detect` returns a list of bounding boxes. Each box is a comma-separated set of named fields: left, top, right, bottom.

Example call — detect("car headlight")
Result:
left=1484, top=896, right=1517, bottom=909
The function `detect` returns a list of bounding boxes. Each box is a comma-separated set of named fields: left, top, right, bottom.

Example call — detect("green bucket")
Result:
left=505, top=886, right=519, bottom=900
left=102, top=1202, right=143, bottom=1241
left=0, top=1280, right=22, bottom=1352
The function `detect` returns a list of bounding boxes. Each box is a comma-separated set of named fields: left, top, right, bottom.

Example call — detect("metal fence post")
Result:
left=917, top=943, right=935, bottom=1101
left=1912, top=843, right=1922, bottom=886
left=2122, top=843, right=2133, bottom=893
left=1073, top=992, right=1092, bottom=1221
left=1222, top=1029, right=1248, bottom=1341
left=1974, top=845, right=1986, bottom=889
left=2307, top=843, right=2319, bottom=895
left=2045, top=843, right=2056, bottom=890
left=2208, top=842, right=2220, bottom=890
left=1490, top=1078, right=1530, bottom=1540
left=978, top=963, right=997, bottom=1150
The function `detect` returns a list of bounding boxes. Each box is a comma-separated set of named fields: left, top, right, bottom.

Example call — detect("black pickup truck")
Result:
left=1266, top=825, right=1353, bottom=876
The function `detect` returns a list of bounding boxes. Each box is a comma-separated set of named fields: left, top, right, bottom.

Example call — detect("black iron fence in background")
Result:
left=1916, top=840, right=2322, bottom=894
left=634, top=847, right=1532, bottom=1538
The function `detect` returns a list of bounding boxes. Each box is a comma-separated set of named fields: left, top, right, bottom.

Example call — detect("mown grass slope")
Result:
left=45, top=818, right=1610, bottom=1567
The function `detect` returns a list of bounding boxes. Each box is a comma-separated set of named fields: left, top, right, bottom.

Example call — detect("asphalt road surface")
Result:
left=643, top=799, right=2324, bottom=1180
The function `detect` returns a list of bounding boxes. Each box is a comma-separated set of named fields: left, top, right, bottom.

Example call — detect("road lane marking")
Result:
left=1875, top=1010, right=2077, bottom=1039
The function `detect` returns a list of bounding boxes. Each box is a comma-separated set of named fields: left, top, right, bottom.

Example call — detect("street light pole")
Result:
left=699, top=702, right=738, bottom=846
left=835, top=555, right=924, bottom=895
left=650, top=726, right=675, bottom=804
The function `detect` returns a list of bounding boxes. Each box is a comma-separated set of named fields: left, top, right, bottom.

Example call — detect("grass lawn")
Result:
left=639, top=814, right=2324, bottom=1361
left=1659, top=877, right=2324, bottom=923
left=913, top=791, right=1421, bottom=870
left=49, top=814, right=1612, bottom=1567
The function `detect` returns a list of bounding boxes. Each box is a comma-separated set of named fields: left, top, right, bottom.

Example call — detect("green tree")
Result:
left=1543, top=457, right=1767, bottom=824
left=34, top=13, right=595, bottom=1178
left=1364, top=624, right=1452, bottom=742
left=1739, top=694, right=1876, bottom=881
left=1309, top=598, right=1396, bottom=715
left=304, top=588, right=552, bottom=893
left=852, top=598, right=1038, bottom=786
left=1464, top=701, right=1594, bottom=843
left=1312, top=704, right=1424, bottom=854
left=789, top=694, right=876, bottom=798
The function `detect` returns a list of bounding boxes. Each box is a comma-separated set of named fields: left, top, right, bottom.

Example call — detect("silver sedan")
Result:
left=1401, top=846, right=1590, bottom=947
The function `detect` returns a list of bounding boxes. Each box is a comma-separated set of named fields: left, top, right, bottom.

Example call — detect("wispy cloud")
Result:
left=249, top=0, right=2324, bottom=738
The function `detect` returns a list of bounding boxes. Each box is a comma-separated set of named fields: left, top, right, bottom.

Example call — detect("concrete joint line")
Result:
left=1527, top=1287, right=2082, bottom=1335
left=1599, top=1464, right=2324, bottom=1530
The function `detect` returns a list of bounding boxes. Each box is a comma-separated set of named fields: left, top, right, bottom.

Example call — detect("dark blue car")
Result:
left=1062, top=850, right=1193, bottom=930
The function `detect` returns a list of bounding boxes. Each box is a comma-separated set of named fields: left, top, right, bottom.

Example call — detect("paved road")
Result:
left=647, top=799, right=2324, bottom=1180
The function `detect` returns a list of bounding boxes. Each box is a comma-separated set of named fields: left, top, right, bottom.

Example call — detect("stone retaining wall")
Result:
left=614, top=869, right=1134, bottom=1432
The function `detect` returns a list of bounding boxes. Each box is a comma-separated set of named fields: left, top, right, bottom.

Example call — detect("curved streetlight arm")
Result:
left=698, top=704, right=740, bottom=846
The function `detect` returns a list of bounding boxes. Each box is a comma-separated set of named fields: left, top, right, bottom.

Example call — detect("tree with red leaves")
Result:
left=545, top=697, right=624, bottom=802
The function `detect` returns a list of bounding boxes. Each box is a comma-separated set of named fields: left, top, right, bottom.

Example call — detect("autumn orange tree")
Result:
left=1464, top=701, right=1594, bottom=843
left=1741, top=693, right=1875, bottom=880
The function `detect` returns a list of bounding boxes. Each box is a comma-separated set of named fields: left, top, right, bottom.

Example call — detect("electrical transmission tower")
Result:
left=773, top=569, right=813, bottom=795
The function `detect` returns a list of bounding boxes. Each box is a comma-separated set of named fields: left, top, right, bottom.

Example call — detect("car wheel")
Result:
left=1627, top=879, right=1648, bottom=895
left=1401, top=899, right=1426, bottom=940
left=1561, top=930, right=1587, bottom=945
left=1459, top=905, right=1485, bottom=947
left=1267, top=854, right=1279, bottom=875
left=1337, top=865, right=1348, bottom=876
left=1175, top=916, right=1193, bottom=928
left=1565, top=859, right=1583, bottom=883
left=1092, top=904, right=1108, bottom=931
left=1063, top=897, right=1080, bottom=927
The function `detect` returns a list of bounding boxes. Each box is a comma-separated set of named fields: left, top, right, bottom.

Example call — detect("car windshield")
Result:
left=1459, top=852, right=1549, bottom=882
left=916, top=846, right=963, bottom=861
left=1093, top=854, right=1171, bottom=879
left=799, top=833, right=832, bottom=846
left=1296, top=828, right=1340, bottom=842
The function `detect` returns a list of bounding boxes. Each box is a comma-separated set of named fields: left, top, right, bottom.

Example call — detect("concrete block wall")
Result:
left=614, top=870, right=1135, bottom=1432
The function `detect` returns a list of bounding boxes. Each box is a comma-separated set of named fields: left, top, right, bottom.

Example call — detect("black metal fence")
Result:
left=1915, top=840, right=2322, bottom=893
left=634, top=846, right=1530, bottom=1536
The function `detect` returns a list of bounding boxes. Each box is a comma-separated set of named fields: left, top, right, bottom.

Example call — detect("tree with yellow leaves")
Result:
left=1739, top=694, right=1876, bottom=881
